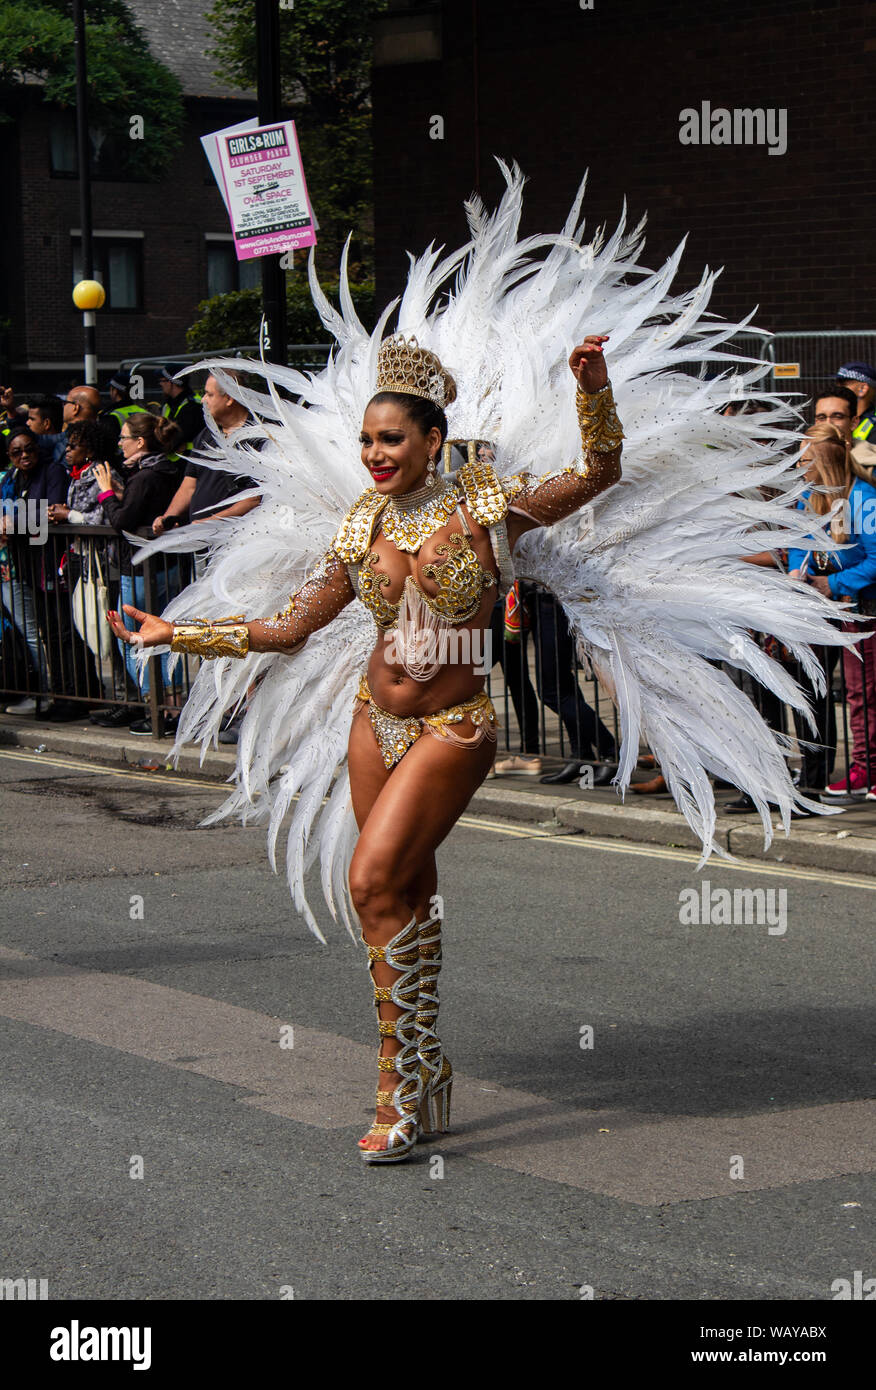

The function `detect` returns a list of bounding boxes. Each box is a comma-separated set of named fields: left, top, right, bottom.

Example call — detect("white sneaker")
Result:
left=4, top=697, right=39, bottom=714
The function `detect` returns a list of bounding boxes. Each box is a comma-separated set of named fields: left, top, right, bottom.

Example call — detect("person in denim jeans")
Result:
left=788, top=422, right=876, bottom=796
left=97, top=412, right=185, bottom=731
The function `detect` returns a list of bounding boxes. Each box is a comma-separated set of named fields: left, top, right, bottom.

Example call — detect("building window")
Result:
left=206, top=239, right=261, bottom=297
left=374, top=4, right=442, bottom=66
left=51, top=116, right=140, bottom=181
left=50, top=119, right=78, bottom=175
left=72, top=236, right=143, bottom=311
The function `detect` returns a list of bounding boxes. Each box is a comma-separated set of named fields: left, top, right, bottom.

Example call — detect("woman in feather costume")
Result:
left=107, top=162, right=850, bottom=1165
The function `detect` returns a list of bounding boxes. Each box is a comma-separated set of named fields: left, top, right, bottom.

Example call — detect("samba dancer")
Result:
left=108, top=331, right=623, bottom=1162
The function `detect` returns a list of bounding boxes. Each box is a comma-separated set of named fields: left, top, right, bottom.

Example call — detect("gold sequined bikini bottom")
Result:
left=355, top=674, right=498, bottom=770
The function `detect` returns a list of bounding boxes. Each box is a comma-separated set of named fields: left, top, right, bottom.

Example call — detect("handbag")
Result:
left=71, top=547, right=112, bottom=661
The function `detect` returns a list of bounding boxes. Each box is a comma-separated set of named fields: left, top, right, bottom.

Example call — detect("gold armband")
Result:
left=576, top=381, right=624, bottom=456
left=170, top=616, right=250, bottom=660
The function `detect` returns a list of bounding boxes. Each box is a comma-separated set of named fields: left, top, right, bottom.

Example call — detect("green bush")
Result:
left=186, top=278, right=376, bottom=354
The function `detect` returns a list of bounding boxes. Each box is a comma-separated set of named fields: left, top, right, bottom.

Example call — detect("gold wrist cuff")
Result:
left=576, top=381, right=624, bottom=455
left=170, top=616, right=250, bottom=659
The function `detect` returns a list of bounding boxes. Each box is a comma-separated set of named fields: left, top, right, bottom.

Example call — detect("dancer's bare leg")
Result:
left=348, top=707, right=494, bottom=1152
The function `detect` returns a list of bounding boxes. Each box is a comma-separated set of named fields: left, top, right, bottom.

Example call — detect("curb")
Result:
left=2, top=717, right=875, bottom=878
left=468, top=784, right=876, bottom=877
left=0, top=717, right=237, bottom=781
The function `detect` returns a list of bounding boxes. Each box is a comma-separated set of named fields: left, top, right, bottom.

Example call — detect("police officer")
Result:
left=158, top=365, right=203, bottom=453
left=100, top=370, right=143, bottom=447
left=837, top=362, right=876, bottom=483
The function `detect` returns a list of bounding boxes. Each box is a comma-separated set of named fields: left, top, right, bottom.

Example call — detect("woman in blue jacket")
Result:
left=788, top=424, right=876, bottom=795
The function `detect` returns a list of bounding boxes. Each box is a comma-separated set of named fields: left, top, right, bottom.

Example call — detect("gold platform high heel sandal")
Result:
left=416, top=912, right=453, bottom=1136
left=359, top=915, right=423, bottom=1164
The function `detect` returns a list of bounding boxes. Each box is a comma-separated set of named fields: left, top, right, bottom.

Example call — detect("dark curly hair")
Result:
left=66, top=419, right=114, bottom=462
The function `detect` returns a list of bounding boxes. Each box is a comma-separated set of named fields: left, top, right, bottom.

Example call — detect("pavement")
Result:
left=2, top=710, right=876, bottom=878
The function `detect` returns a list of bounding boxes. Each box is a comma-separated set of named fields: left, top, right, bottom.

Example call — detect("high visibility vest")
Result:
left=108, top=402, right=144, bottom=426
left=162, top=394, right=201, bottom=451
left=162, top=393, right=203, bottom=414
left=853, top=412, right=876, bottom=443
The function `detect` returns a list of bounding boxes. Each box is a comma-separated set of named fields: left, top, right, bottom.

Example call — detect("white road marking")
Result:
left=3, top=746, right=874, bottom=892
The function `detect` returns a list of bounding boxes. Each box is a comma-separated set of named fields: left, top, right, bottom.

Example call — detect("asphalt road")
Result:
left=0, top=746, right=873, bottom=1303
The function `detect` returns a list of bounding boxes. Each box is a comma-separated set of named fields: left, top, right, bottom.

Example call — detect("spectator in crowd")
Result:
left=836, top=361, right=876, bottom=432
left=100, top=369, right=141, bottom=447
left=1, top=385, right=25, bottom=432
left=836, top=363, right=876, bottom=483
left=780, top=424, right=849, bottom=792
left=1, top=384, right=26, bottom=468
left=47, top=421, right=125, bottom=708
left=1, top=428, right=67, bottom=714
left=63, top=385, right=101, bottom=430
left=152, top=371, right=263, bottom=743
left=789, top=422, right=876, bottom=796
left=62, top=384, right=121, bottom=467
left=50, top=421, right=122, bottom=528
left=1, top=425, right=68, bottom=506
left=488, top=585, right=543, bottom=775
left=490, top=578, right=617, bottom=784
left=812, top=388, right=856, bottom=441
left=158, top=365, right=203, bottom=453
left=153, top=372, right=261, bottom=534
left=97, top=412, right=186, bottom=733
left=26, top=395, right=67, bottom=469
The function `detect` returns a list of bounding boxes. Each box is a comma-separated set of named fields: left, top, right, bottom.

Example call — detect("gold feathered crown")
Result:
left=374, top=333, right=457, bottom=411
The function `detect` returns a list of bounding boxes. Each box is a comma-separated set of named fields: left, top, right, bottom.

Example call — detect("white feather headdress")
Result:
left=132, top=160, right=852, bottom=939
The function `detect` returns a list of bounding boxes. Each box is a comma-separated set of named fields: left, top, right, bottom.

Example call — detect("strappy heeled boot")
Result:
left=359, top=915, right=423, bottom=1164
left=416, top=913, right=453, bottom=1136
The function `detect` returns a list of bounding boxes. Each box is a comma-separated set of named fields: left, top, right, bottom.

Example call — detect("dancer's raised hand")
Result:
left=107, top=604, right=174, bottom=648
left=569, top=335, right=609, bottom=393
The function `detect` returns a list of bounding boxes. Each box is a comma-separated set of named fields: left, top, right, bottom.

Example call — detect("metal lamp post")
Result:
left=72, top=0, right=98, bottom=385
left=255, top=0, right=288, bottom=366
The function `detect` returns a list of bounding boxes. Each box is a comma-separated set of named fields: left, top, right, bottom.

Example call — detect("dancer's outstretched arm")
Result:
left=107, top=548, right=354, bottom=657
left=506, top=335, right=623, bottom=544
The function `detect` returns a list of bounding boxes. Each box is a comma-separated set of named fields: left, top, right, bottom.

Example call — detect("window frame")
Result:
left=204, top=233, right=262, bottom=297
left=71, top=231, right=145, bottom=314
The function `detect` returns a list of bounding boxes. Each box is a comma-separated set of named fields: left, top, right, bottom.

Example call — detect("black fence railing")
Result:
left=1, top=526, right=872, bottom=799
left=0, top=525, right=198, bottom=736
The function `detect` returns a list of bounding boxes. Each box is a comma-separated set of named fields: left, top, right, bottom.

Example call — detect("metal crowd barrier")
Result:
left=0, top=527, right=872, bottom=798
left=0, top=525, right=196, bottom=737
left=486, top=583, right=873, bottom=795
left=678, top=328, right=876, bottom=414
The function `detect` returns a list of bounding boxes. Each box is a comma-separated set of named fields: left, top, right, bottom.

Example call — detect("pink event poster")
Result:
left=211, top=120, right=317, bottom=261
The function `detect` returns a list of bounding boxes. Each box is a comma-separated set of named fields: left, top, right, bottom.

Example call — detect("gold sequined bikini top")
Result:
left=359, top=530, right=495, bottom=630
left=332, top=462, right=511, bottom=631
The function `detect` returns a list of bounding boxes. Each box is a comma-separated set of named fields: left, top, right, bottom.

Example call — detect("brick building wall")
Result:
left=3, top=92, right=254, bottom=390
left=372, top=0, right=875, bottom=333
